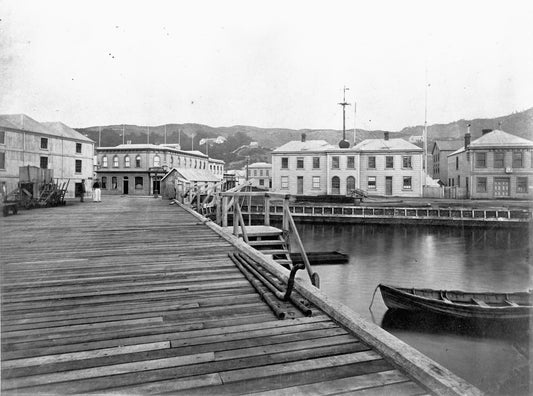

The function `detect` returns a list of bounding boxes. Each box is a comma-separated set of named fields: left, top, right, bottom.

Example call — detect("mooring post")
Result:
left=282, top=196, right=289, bottom=233
left=264, top=194, right=270, bottom=226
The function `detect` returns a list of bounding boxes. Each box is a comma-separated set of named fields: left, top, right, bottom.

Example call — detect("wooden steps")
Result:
left=0, top=196, right=431, bottom=395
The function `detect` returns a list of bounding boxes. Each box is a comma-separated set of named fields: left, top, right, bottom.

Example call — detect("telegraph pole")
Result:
left=338, top=86, right=351, bottom=148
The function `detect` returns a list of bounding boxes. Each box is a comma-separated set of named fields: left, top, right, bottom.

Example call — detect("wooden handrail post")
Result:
left=264, top=194, right=270, bottom=226
left=235, top=204, right=249, bottom=244
left=286, top=209, right=318, bottom=287
left=248, top=194, right=252, bottom=226
left=232, top=200, right=239, bottom=236
left=222, top=196, right=229, bottom=227
left=282, top=196, right=289, bottom=233
left=215, top=194, right=222, bottom=224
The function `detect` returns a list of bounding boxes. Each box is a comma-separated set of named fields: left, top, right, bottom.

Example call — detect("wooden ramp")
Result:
left=1, top=196, right=476, bottom=395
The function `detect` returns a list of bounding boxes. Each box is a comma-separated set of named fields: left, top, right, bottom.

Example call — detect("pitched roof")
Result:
left=469, top=129, right=533, bottom=148
left=162, top=167, right=221, bottom=182
left=433, top=140, right=463, bottom=152
left=353, top=138, right=422, bottom=152
left=41, top=122, right=94, bottom=143
left=248, top=162, right=272, bottom=168
left=0, top=114, right=51, bottom=134
left=273, top=140, right=335, bottom=153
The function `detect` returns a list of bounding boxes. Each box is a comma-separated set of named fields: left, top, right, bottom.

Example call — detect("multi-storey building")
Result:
left=247, top=162, right=272, bottom=189
left=447, top=129, right=533, bottom=199
left=271, top=132, right=423, bottom=197
left=431, top=140, right=463, bottom=185
left=95, top=143, right=224, bottom=196
left=0, top=114, right=94, bottom=198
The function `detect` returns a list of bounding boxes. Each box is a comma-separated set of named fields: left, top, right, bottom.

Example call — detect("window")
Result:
left=40, top=137, right=48, bottom=149
left=517, top=177, right=528, bottom=193
left=346, top=176, right=355, bottom=193
left=312, top=176, right=320, bottom=189
left=259, top=179, right=264, bottom=186
left=402, top=156, right=412, bottom=169
left=113, top=156, right=119, bottom=167
left=403, top=176, right=412, bottom=190
left=476, top=177, right=487, bottom=193
left=102, top=156, right=108, bottom=167
left=112, top=177, right=118, bottom=189
left=455, top=157, right=459, bottom=170
left=347, top=156, right=355, bottom=169
left=457, top=175, right=461, bottom=188
left=259, top=169, right=263, bottom=176
left=75, top=159, right=82, bottom=173
left=513, top=151, right=523, bottom=168
left=154, top=156, right=160, bottom=167
left=331, top=176, right=340, bottom=194
left=76, top=143, right=82, bottom=153
left=494, top=152, right=504, bottom=168
left=0, top=130, right=5, bottom=144
left=124, top=156, right=130, bottom=168
left=101, top=176, right=107, bottom=189
left=135, top=177, right=144, bottom=189
left=266, top=170, right=269, bottom=176
left=135, top=155, right=141, bottom=168
left=296, top=157, right=304, bottom=169
left=367, top=176, right=376, bottom=190
left=40, top=156, right=48, bottom=169
left=281, top=176, right=289, bottom=189
left=386, top=156, right=394, bottom=169
left=281, top=157, right=289, bottom=169
left=332, top=156, right=339, bottom=169
left=368, top=156, right=376, bottom=169
left=312, top=157, right=320, bottom=169
left=0, top=152, right=5, bottom=169
left=170, top=156, right=174, bottom=166
left=475, top=152, right=486, bottom=168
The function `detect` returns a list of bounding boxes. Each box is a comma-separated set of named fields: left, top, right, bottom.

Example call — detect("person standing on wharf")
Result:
left=92, top=179, right=101, bottom=202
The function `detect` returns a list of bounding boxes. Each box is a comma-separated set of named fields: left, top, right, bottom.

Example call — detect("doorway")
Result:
left=385, top=176, right=393, bottom=195
left=123, top=177, right=129, bottom=195
left=297, top=176, right=304, bottom=195
left=153, top=179, right=161, bottom=195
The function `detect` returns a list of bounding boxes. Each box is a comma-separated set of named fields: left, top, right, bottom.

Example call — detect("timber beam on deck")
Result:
left=1, top=196, right=482, bottom=395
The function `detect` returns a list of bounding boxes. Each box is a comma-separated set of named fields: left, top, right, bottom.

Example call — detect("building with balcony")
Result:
left=95, top=143, right=224, bottom=196
left=0, top=114, right=94, bottom=198
left=447, top=129, right=533, bottom=199
left=271, top=132, right=423, bottom=197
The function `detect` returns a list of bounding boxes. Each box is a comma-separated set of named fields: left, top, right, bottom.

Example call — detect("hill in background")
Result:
left=76, top=107, right=533, bottom=169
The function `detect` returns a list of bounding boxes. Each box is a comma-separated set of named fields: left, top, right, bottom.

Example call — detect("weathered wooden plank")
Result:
left=248, top=369, right=412, bottom=396
left=2, top=352, right=216, bottom=389
left=2, top=341, right=171, bottom=369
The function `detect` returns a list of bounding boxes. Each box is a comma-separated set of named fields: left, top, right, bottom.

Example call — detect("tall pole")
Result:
left=424, top=70, right=428, bottom=173
left=147, top=126, right=149, bottom=144
left=338, top=86, right=350, bottom=145
left=122, top=124, right=125, bottom=144
left=353, top=101, right=357, bottom=146
left=98, top=126, right=101, bottom=147
left=164, top=125, right=167, bottom=144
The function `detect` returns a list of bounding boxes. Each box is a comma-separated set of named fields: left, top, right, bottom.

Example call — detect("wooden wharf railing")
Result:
left=233, top=202, right=531, bottom=226
left=1, top=196, right=482, bottom=395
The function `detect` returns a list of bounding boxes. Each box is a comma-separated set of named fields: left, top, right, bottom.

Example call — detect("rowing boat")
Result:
left=378, top=284, right=533, bottom=320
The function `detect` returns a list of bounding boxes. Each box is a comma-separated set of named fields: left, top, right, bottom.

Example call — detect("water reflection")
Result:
left=296, top=223, right=532, bottom=395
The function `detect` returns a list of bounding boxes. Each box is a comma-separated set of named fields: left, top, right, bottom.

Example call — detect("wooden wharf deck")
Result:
left=1, top=196, right=481, bottom=395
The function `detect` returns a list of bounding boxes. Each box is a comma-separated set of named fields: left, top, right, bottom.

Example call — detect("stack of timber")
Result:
left=1, top=196, right=481, bottom=395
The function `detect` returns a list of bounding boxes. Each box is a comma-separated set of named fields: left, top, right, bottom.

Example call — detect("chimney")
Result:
left=301, top=133, right=306, bottom=142
left=482, top=129, right=492, bottom=136
left=384, top=132, right=389, bottom=141
left=464, top=124, right=471, bottom=149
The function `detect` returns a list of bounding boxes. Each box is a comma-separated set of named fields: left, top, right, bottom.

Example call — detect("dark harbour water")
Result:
left=295, top=223, right=532, bottom=395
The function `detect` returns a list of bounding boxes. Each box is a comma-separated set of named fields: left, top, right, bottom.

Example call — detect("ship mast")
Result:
left=338, top=85, right=351, bottom=148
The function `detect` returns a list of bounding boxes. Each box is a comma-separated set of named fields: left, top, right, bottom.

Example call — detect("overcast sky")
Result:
left=1, top=0, right=532, bottom=131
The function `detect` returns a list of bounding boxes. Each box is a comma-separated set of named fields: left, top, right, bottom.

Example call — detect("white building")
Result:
left=247, top=162, right=272, bottom=189
left=0, top=114, right=95, bottom=198
left=271, top=132, right=423, bottom=197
